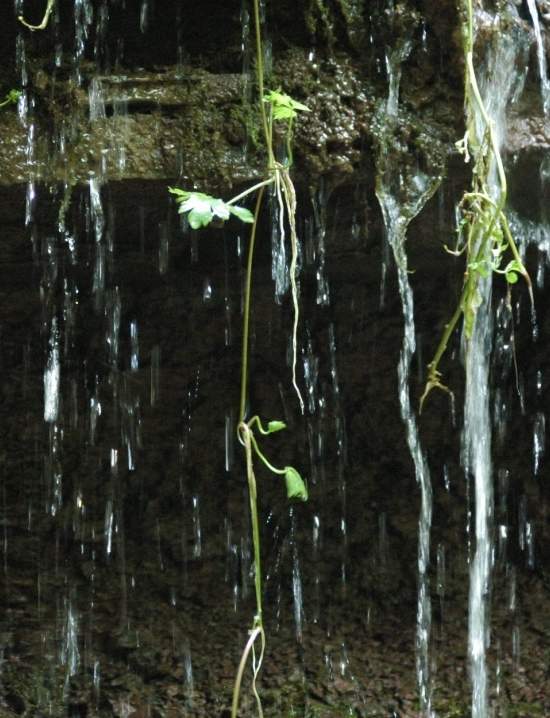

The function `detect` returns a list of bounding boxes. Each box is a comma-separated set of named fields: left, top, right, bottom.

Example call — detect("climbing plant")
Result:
left=169, top=1, right=309, bottom=716
left=420, top=0, right=532, bottom=410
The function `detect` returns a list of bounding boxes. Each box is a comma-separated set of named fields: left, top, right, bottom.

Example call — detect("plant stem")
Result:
left=252, top=0, right=274, bottom=166
left=227, top=177, right=274, bottom=207
left=250, top=433, right=286, bottom=475
left=501, top=215, right=533, bottom=305
left=239, top=187, right=266, bottom=424
left=18, top=0, right=55, bottom=31
left=421, top=0, right=532, bottom=409
left=230, top=624, right=265, bottom=718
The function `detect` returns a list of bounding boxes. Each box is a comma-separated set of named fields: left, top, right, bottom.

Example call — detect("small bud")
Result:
left=267, top=420, right=286, bottom=433
left=284, top=467, right=308, bottom=501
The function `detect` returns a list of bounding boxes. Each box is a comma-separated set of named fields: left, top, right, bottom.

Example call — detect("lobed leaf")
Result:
left=229, top=205, right=255, bottom=223
left=263, top=88, right=310, bottom=122
left=168, top=188, right=254, bottom=228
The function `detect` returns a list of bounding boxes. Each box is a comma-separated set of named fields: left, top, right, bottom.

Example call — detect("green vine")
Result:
left=420, top=0, right=532, bottom=411
left=0, top=90, right=21, bottom=109
left=169, top=2, right=309, bottom=716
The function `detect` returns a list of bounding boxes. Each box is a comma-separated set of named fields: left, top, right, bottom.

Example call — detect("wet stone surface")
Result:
left=0, top=174, right=549, bottom=717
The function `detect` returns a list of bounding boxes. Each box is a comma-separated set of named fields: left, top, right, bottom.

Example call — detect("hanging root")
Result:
left=230, top=624, right=266, bottom=718
left=18, top=0, right=55, bottom=31
left=276, top=166, right=304, bottom=414
left=251, top=625, right=266, bottom=718
left=419, top=365, right=454, bottom=414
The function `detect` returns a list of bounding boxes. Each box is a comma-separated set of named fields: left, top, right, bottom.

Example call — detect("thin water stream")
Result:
left=526, top=0, right=550, bottom=113
left=375, top=32, right=442, bottom=718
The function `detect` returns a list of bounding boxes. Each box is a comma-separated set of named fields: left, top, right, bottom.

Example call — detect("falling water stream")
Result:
left=375, top=30, right=442, bottom=718
left=465, top=8, right=527, bottom=716
left=526, top=0, right=550, bottom=113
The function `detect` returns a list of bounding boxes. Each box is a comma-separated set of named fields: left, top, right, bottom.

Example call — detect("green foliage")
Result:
left=284, top=466, right=308, bottom=501
left=168, top=188, right=254, bottom=229
left=246, top=415, right=308, bottom=502
left=451, top=191, right=528, bottom=341
left=420, top=0, right=532, bottom=411
left=167, top=5, right=310, bottom=716
left=266, top=420, right=286, bottom=433
left=263, top=89, right=310, bottom=121
left=0, top=89, right=21, bottom=109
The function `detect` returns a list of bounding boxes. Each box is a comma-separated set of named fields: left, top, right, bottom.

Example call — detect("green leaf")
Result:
left=211, top=198, right=230, bottom=221
left=0, top=89, right=21, bottom=108
left=188, top=209, right=212, bottom=229
left=284, top=467, right=308, bottom=501
left=6, top=89, right=21, bottom=103
left=263, top=88, right=310, bottom=122
left=505, top=271, right=518, bottom=284
left=266, top=420, right=286, bottom=434
left=183, top=196, right=213, bottom=229
left=504, top=259, right=523, bottom=274
left=168, top=188, right=254, bottom=228
left=168, top=186, right=191, bottom=200
left=229, top=205, right=255, bottom=223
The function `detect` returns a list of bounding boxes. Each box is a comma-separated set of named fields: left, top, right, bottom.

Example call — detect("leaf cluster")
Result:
left=454, top=193, right=526, bottom=339
left=263, top=89, right=310, bottom=121
left=247, top=416, right=308, bottom=502
left=0, top=89, right=21, bottom=109
left=168, top=188, right=254, bottom=229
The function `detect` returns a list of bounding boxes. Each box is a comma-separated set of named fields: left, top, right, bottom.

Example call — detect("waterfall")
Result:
left=463, top=6, right=527, bottom=716
left=375, top=27, right=442, bottom=717
left=526, top=0, right=550, bottom=114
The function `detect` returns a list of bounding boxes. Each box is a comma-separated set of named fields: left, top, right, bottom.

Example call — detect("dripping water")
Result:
left=375, top=23, right=441, bottom=715
left=526, top=0, right=550, bottom=113
left=463, top=8, right=526, bottom=716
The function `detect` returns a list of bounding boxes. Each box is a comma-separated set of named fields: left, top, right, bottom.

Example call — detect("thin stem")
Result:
left=239, top=187, right=266, bottom=425
left=501, top=216, right=534, bottom=305
left=421, top=0, right=533, bottom=409
left=251, top=622, right=266, bottom=718
left=241, top=422, right=263, bottom=623
left=466, top=52, right=507, bottom=207
left=230, top=625, right=265, bottom=718
left=18, top=0, right=55, bottom=31
left=252, top=0, right=274, bottom=165
left=247, top=415, right=280, bottom=435
left=227, top=177, right=274, bottom=207
left=286, top=116, right=294, bottom=167
left=250, top=433, right=286, bottom=475
left=280, top=168, right=305, bottom=413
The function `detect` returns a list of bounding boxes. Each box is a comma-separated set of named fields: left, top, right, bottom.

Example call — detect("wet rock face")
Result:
left=0, top=0, right=465, bottom=190
left=0, top=0, right=545, bottom=193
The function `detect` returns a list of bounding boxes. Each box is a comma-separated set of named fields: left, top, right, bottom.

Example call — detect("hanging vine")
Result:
left=420, top=0, right=532, bottom=411
left=169, top=1, right=309, bottom=716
